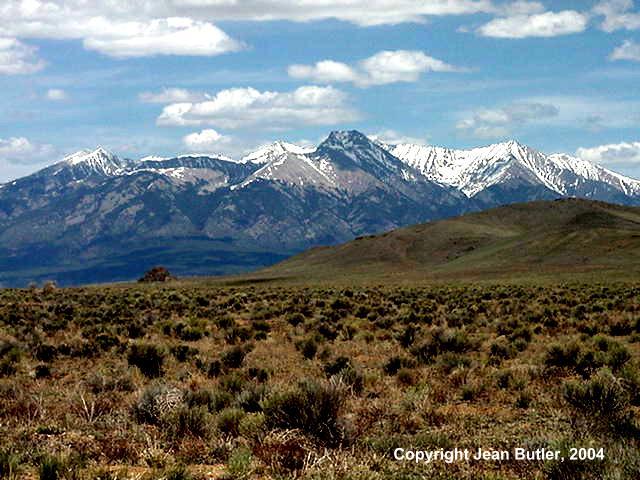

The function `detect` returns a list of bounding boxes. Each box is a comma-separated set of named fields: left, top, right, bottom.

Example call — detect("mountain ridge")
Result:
left=1, top=130, right=640, bottom=286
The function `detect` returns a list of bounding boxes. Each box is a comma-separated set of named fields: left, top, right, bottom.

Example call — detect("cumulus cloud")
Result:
left=0, top=37, right=45, bottom=75
left=593, top=0, right=640, bottom=32
left=0, top=6, right=242, bottom=58
left=610, top=39, right=640, bottom=61
left=157, top=85, right=360, bottom=130
left=577, top=141, right=640, bottom=166
left=289, top=50, right=462, bottom=87
left=457, top=102, right=559, bottom=138
left=478, top=10, right=589, bottom=38
left=45, top=88, right=67, bottom=101
left=0, top=0, right=494, bottom=63
left=0, top=137, right=54, bottom=165
left=81, top=17, right=243, bottom=58
left=183, top=129, right=230, bottom=152
left=139, top=88, right=208, bottom=104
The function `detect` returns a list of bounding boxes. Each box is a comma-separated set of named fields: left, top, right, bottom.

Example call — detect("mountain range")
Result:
left=1, top=129, right=639, bottom=286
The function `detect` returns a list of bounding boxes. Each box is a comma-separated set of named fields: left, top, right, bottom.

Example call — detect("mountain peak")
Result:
left=318, top=130, right=382, bottom=155
left=241, top=141, right=315, bottom=164
left=53, top=146, right=127, bottom=180
left=63, top=146, right=118, bottom=166
left=324, top=129, right=369, bottom=144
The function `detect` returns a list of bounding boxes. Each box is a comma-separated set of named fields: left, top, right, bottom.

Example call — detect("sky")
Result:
left=0, top=0, right=639, bottom=182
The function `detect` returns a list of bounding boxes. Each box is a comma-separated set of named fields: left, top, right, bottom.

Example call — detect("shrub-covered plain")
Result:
left=0, top=282, right=639, bottom=479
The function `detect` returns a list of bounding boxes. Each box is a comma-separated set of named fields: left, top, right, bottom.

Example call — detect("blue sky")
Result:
left=0, top=0, right=639, bottom=182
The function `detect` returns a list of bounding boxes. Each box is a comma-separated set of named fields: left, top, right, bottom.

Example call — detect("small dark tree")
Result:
left=138, top=267, right=175, bottom=283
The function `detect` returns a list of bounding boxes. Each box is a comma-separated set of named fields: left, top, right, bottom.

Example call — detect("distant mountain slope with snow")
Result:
left=386, top=140, right=640, bottom=203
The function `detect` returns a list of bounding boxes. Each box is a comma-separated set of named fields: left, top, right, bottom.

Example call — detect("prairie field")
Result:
left=1, top=281, right=639, bottom=479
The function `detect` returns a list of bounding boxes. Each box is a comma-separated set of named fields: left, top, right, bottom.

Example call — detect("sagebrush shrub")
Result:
left=127, top=343, right=165, bottom=378
left=411, top=327, right=472, bottom=364
left=221, top=346, right=246, bottom=369
left=217, top=407, right=245, bottom=437
left=165, top=405, right=210, bottom=439
left=134, top=383, right=183, bottom=424
left=563, top=369, right=635, bottom=435
left=263, top=379, right=346, bottom=447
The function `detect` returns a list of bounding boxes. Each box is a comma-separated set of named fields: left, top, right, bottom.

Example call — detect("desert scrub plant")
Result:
left=263, top=379, right=347, bottom=447
left=254, top=429, right=311, bottom=475
left=0, top=448, right=20, bottom=479
left=410, top=327, right=472, bottom=364
left=619, top=364, right=640, bottom=405
left=0, top=344, right=21, bottom=377
left=185, top=388, right=233, bottom=413
left=542, top=438, right=606, bottom=480
left=164, top=405, right=211, bottom=440
left=396, top=368, right=416, bottom=387
left=220, top=345, right=246, bottom=370
left=171, top=344, right=199, bottom=363
left=38, top=454, right=82, bottom=480
left=236, top=383, right=268, bottom=413
left=563, top=368, right=636, bottom=436
left=216, top=407, right=245, bottom=437
left=323, top=356, right=364, bottom=394
left=382, top=356, right=417, bottom=376
left=127, top=342, right=166, bottom=378
left=39, top=455, right=63, bottom=480
left=226, top=447, right=254, bottom=480
left=295, top=337, right=318, bottom=360
left=134, top=383, right=184, bottom=424
left=160, top=464, right=194, bottom=480
left=488, top=336, right=517, bottom=364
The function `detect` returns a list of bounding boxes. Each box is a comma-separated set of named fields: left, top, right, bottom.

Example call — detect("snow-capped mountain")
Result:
left=241, top=141, right=316, bottom=165
left=50, top=146, right=131, bottom=181
left=385, top=140, right=640, bottom=203
left=1, top=129, right=639, bottom=287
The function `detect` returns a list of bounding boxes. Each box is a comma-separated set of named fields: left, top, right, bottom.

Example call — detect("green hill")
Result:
left=256, top=198, right=640, bottom=283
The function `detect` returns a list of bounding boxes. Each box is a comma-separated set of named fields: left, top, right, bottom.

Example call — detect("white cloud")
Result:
left=45, top=88, right=67, bottom=101
left=368, top=129, right=429, bottom=145
left=0, top=37, right=45, bottom=75
left=81, top=17, right=243, bottom=58
left=478, top=10, right=589, bottom=38
left=456, top=102, right=559, bottom=138
left=0, top=136, right=54, bottom=165
left=288, top=61, right=359, bottom=84
left=0, top=0, right=495, bottom=66
left=610, top=39, right=640, bottom=61
left=577, top=141, right=640, bottom=166
left=289, top=50, right=462, bottom=87
left=139, top=88, right=208, bottom=104
left=0, top=8, right=242, bottom=58
left=157, top=85, right=360, bottom=130
left=593, top=0, right=640, bottom=32
left=183, top=129, right=230, bottom=152
left=496, top=1, right=545, bottom=16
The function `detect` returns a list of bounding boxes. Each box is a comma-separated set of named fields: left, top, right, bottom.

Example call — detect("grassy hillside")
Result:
left=258, top=198, right=640, bottom=283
